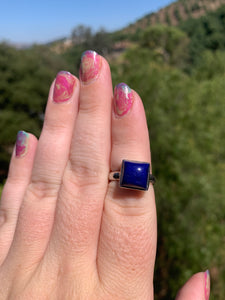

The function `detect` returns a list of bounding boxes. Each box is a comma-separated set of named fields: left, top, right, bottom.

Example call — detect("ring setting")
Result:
left=109, top=160, right=155, bottom=191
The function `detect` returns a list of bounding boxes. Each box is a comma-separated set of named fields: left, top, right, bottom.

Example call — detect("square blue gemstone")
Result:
left=120, top=160, right=150, bottom=190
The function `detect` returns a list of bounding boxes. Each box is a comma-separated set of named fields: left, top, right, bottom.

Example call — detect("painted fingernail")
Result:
left=79, top=50, right=101, bottom=83
left=114, top=83, right=133, bottom=116
left=16, top=131, right=29, bottom=158
left=53, top=71, right=75, bottom=103
left=205, top=270, right=210, bottom=300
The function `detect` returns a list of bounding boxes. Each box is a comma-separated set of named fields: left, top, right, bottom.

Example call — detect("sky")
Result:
left=0, top=0, right=173, bottom=45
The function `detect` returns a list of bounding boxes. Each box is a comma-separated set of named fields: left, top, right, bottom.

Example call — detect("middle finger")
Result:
left=51, top=51, right=113, bottom=264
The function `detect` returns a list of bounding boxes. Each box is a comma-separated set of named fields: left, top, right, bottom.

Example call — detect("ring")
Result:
left=109, top=160, right=155, bottom=191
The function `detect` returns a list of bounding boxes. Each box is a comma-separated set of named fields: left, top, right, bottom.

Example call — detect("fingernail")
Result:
left=114, top=83, right=133, bottom=116
left=53, top=71, right=75, bottom=103
left=204, top=270, right=210, bottom=300
left=79, top=50, right=102, bottom=83
left=16, top=131, right=29, bottom=158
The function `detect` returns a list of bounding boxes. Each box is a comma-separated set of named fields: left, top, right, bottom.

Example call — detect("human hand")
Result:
left=0, top=51, right=210, bottom=299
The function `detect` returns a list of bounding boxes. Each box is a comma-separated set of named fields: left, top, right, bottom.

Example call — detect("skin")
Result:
left=0, top=53, right=209, bottom=299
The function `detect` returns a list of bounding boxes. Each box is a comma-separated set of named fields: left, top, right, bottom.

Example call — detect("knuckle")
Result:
left=79, top=96, right=101, bottom=114
left=67, top=158, right=106, bottom=188
left=43, top=115, right=69, bottom=134
left=5, top=175, right=27, bottom=187
left=26, top=179, right=59, bottom=201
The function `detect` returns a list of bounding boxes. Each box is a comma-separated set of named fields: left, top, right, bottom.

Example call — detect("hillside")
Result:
left=123, top=0, right=225, bottom=33
left=48, top=0, right=225, bottom=56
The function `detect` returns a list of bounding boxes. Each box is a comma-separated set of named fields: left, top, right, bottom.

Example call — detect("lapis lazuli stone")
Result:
left=120, top=160, right=150, bottom=191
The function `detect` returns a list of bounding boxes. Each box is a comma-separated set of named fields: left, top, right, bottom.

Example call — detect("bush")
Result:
left=139, top=25, right=189, bottom=68
left=180, top=5, right=225, bottom=64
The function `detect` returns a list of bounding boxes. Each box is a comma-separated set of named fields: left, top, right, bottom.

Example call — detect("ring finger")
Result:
left=98, top=84, right=157, bottom=298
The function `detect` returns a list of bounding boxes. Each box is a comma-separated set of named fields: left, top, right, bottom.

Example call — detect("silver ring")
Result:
left=109, top=160, right=155, bottom=191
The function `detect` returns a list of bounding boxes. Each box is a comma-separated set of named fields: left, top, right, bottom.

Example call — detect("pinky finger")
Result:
left=175, top=271, right=210, bottom=300
left=0, top=131, right=37, bottom=263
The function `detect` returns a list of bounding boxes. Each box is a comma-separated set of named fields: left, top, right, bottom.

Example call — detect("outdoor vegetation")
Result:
left=0, top=3, right=225, bottom=299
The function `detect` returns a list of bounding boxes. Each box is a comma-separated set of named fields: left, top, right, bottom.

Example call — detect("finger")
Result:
left=6, top=72, right=80, bottom=265
left=175, top=271, right=210, bottom=300
left=98, top=84, right=157, bottom=298
left=51, top=51, right=112, bottom=265
left=0, top=132, right=37, bottom=264
left=30, top=71, right=79, bottom=191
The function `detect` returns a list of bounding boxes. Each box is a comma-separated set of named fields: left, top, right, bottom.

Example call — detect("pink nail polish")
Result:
left=79, top=50, right=101, bottom=83
left=114, top=83, right=133, bottom=116
left=205, top=270, right=210, bottom=300
left=16, top=131, right=29, bottom=158
left=53, top=71, right=75, bottom=103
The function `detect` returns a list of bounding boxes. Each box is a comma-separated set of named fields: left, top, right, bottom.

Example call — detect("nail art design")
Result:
left=114, top=83, right=133, bottom=116
left=53, top=71, right=75, bottom=103
left=205, top=270, right=210, bottom=300
left=16, top=131, right=29, bottom=158
left=79, top=50, right=101, bottom=83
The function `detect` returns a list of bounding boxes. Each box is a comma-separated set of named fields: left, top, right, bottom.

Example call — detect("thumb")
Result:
left=175, top=270, right=210, bottom=300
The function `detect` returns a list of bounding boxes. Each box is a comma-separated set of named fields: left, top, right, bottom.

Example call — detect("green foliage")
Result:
left=84, top=28, right=114, bottom=55
left=194, top=50, right=225, bottom=80
left=62, top=43, right=87, bottom=74
left=129, top=28, right=142, bottom=42
left=165, top=10, right=171, bottom=25
left=155, top=13, right=160, bottom=24
left=71, top=24, right=92, bottom=44
left=139, top=25, right=189, bottom=68
left=183, top=1, right=190, bottom=15
left=190, top=2, right=200, bottom=12
left=174, top=6, right=181, bottom=21
left=180, top=5, right=225, bottom=63
left=111, top=30, right=129, bottom=42
left=70, top=25, right=114, bottom=57
left=0, top=43, right=69, bottom=114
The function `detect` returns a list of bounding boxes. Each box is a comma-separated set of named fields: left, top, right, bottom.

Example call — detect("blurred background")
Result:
left=0, top=0, right=225, bottom=298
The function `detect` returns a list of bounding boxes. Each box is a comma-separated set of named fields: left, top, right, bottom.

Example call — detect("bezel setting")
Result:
left=120, top=160, right=150, bottom=191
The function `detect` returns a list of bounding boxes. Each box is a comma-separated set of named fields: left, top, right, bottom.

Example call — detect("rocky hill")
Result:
left=48, top=0, right=225, bottom=55
left=123, top=0, right=225, bottom=33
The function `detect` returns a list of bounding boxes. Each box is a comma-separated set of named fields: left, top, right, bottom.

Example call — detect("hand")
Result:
left=0, top=50, right=210, bottom=299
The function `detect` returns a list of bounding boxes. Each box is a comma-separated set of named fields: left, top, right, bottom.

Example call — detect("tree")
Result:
left=180, top=5, right=225, bottom=64
left=71, top=25, right=92, bottom=44
left=84, top=27, right=113, bottom=56
left=140, top=25, right=189, bottom=67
